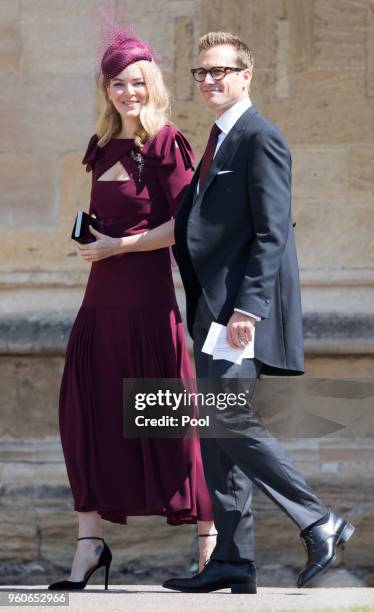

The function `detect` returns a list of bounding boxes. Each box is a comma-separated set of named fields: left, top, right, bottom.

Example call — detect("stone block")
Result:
left=0, top=0, right=20, bottom=20
left=0, top=155, right=57, bottom=229
left=0, top=74, right=95, bottom=152
left=319, top=442, right=374, bottom=464
left=251, top=69, right=278, bottom=112
left=342, top=511, right=374, bottom=568
left=285, top=0, right=314, bottom=73
left=305, top=356, right=374, bottom=379
left=0, top=461, right=69, bottom=504
left=275, top=18, right=289, bottom=99
left=252, top=496, right=304, bottom=566
left=117, top=1, right=179, bottom=70
left=270, top=70, right=374, bottom=145
left=292, top=198, right=374, bottom=268
left=0, top=356, right=63, bottom=439
left=350, top=145, right=374, bottom=196
left=0, top=154, right=94, bottom=270
left=0, top=0, right=21, bottom=73
left=289, top=68, right=367, bottom=102
left=0, top=511, right=37, bottom=561
left=312, top=0, right=367, bottom=70
left=292, top=145, right=350, bottom=199
left=200, top=0, right=284, bottom=71
left=174, top=17, right=194, bottom=101
left=39, top=511, right=77, bottom=567
left=367, top=2, right=374, bottom=97
left=20, top=0, right=96, bottom=75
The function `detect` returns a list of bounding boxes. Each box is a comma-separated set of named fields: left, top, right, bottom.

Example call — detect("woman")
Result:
left=49, top=30, right=216, bottom=590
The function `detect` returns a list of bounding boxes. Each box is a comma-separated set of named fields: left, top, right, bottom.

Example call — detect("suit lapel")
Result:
left=176, top=105, right=257, bottom=219
left=194, top=105, right=257, bottom=205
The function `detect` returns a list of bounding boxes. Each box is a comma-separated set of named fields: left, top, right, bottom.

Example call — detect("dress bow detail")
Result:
left=82, top=135, right=103, bottom=173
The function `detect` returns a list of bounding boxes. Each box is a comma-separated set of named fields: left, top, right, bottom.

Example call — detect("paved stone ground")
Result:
left=0, top=586, right=373, bottom=612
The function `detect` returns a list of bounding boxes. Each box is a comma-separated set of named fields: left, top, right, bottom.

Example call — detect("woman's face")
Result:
left=107, top=63, right=148, bottom=120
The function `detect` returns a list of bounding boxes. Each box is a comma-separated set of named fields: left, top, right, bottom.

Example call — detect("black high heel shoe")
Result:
left=48, top=536, right=112, bottom=591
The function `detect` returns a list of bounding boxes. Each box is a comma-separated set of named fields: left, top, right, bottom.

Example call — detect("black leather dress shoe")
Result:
left=297, top=510, right=355, bottom=588
left=163, top=559, right=257, bottom=594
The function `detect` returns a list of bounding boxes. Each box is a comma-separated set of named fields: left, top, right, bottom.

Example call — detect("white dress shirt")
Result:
left=197, top=97, right=261, bottom=322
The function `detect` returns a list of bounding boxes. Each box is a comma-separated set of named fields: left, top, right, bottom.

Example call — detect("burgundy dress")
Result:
left=59, top=124, right=213, bottom=525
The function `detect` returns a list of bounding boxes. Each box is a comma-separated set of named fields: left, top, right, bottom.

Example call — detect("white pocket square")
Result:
left=217, top=170, right=234, bottom=175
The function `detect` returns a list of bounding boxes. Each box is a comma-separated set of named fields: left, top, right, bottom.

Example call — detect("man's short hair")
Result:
left=198, top=31, right=254, bottom=71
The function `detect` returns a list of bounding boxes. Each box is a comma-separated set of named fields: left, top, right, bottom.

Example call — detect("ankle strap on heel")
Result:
left=199, top=533, right=218, bottom=537
left=77, top=537, right=104, bottom=541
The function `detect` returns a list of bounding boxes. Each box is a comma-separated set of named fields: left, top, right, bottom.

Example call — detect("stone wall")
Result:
left=0, top=0, right=373, bottom=586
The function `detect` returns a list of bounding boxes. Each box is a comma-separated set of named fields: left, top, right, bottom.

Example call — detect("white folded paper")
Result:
left=201, top=322, right=255, bottom=365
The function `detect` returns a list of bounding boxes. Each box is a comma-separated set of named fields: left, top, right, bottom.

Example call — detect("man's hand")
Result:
left=227, top=311, right=256, bottom=349
left=75, top=226, right=121, bottom=262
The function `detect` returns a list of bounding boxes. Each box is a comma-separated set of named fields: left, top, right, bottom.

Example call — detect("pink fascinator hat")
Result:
left=99, top=24, right=153, bottom=79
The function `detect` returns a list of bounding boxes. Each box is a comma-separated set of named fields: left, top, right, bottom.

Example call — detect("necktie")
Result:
left=199, top=123, right=221, bottom=187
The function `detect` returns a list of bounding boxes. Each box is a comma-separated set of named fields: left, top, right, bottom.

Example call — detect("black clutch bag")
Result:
left=71, top=211, right=108, bottom=244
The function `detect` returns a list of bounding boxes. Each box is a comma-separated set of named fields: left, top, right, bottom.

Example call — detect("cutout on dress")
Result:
left=97, top=161, right=131, bottom=182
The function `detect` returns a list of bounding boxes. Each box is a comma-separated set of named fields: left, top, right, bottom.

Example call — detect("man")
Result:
left=163, top=31, right=354, bottom=594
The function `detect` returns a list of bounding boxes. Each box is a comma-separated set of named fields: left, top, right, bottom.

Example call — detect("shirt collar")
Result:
left=215, top=97, right=252, bottom=135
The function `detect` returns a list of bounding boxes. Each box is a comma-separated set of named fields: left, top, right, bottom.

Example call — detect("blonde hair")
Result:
left=198, top=31, right=254, bottom=72
left=95, top=59, right=172, bottom=149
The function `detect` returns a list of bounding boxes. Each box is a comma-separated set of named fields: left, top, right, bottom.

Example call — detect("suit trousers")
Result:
left=193, top=294, right=328, bottom=561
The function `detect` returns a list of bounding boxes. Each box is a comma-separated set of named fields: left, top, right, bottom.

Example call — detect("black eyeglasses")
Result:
left=191, top=66, right=245, bottom=82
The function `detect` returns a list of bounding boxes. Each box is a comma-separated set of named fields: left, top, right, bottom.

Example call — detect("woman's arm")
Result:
left=76, top=220, right=174, bottom=262
left=117, top=218, right=175, bottom=253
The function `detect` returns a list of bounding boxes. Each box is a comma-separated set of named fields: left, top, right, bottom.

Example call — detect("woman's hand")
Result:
left=75, top=226, right=122, bottom=262
left=76, top=219, right=175, bottom=261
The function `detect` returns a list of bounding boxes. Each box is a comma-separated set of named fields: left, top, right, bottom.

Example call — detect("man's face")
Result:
left=195, top=44, right=252, bottom=116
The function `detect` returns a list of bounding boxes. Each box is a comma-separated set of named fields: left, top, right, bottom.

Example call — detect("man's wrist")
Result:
left=230, top=311, right=256, bottom=327
left=234, top=308, right=261, bottom=322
